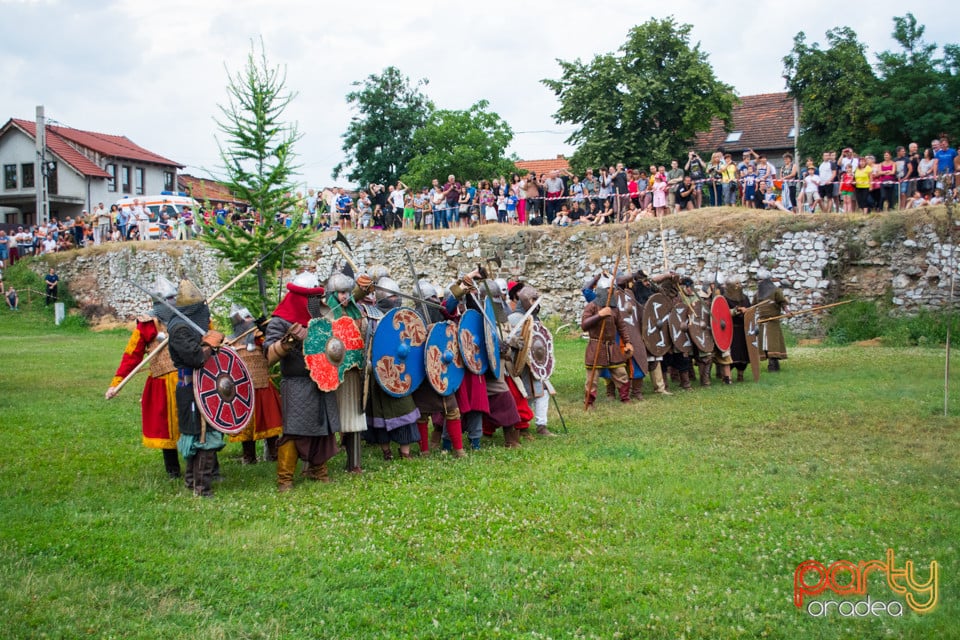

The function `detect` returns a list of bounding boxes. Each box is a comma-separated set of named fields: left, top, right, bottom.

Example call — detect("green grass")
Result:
left=0, top=309, right=958, bottom=639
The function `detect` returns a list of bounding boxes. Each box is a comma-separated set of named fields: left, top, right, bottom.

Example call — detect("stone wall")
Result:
left=39, top=209, right=959, bottom=332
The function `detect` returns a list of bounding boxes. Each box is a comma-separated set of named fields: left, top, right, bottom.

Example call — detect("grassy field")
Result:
left=0, top=304, right=958, bottom=639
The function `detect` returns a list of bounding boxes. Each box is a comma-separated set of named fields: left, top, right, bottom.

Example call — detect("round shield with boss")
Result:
left=687, top=299, right=715, bottom=353
left=372, top=307, right=427, bottom=397
left=304, top=315, right=365, bottom=392
left=193, top=346, right=255, bottom=436
left=425, top=320, right=464, bottom=396
left=642, top=293, right=672, bottom=358
left=483, top=296, right=502, bottom=379
left=711, top=296, right=734, bottom=353
left=457, top=308, right=487, bottom=375
left=527, top=320, right=555, bottom=381
left=667, top=303, right=693, bottom=355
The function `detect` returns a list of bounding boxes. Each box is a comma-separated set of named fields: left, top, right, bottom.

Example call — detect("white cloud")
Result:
left=2, top=0, right=956, bottom=188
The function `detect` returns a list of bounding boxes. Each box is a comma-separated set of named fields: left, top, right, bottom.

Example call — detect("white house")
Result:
left=0, top=116, right=183, bottom=226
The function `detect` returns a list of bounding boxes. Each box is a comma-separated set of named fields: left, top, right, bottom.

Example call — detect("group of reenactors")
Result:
left=105, top=261, right=560, bottom=497
left=579, top=265, right=790, bottom=407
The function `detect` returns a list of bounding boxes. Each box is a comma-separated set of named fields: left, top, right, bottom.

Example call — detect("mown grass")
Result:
left=0, top=307, right=958, bottom=639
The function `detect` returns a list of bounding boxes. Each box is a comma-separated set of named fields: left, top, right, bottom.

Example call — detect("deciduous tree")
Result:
left=542, top=17, right=735, bottom=172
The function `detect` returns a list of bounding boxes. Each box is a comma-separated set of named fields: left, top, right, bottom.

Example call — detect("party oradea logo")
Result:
left=794, top=549, right=938, bottom=617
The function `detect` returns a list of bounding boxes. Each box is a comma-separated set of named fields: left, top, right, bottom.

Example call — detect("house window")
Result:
left=788, top=126, right=796, bottom=139
left=47, top=163, right=58, bottom=195
left=163, top=171, right=174, bottom=192
left=3, top=164, right=17, bottom=190
left=106, top=163, right=117, bottom=192
left=22, top=163, right=34, bottom=189
left=135, top=168, right=145, bottom=195
left=121, top=165, right=131, bottom=194
left=725, top=131, right=743, bottom=143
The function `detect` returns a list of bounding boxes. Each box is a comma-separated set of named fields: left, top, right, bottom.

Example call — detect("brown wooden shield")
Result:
left=743, top=305, right=761, bottom=382
left=642, top=293, right=672, bottom=357
left=667, top=304, right=693, bottom=355
left=687, top=300, right=715, bottom=354
left=614, top=289, right=646, bottom=363
left=513, top=316, right=534, bottom=374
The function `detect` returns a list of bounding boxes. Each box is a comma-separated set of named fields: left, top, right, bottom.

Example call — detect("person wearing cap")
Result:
left=105, top=276, right=183, bottom=479
left=264, top=271, right=342, bottom=491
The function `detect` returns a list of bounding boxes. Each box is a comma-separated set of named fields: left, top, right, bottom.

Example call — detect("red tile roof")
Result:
left=8, top=118, right=182, bottom=174
left=178, top=174, right=247, bottom=205
left=2, top=119, right=111, bottom=178
left=514, top=155, right=571, bottom=176
left=695, top=92, right=796, bottom=154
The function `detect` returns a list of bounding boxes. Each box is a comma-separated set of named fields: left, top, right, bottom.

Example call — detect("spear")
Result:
left=584, top=246, right=623, bottom=409
left=757, top=299, right=854, bottom=323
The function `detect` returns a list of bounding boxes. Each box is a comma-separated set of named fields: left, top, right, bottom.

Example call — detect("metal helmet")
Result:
left=376, top=276, right=400, bottom=301
left=327, top=272, right=355, bottom=293
left=291, top=270, right=320, bottom=289
left=581, top=275, right=596, bottom=290
left=594, top=287, right=610, bottom=305
left=229, top=304, right=253, bottom=326
left=175, top=279, right=205, bottom=306
left=757, top=267, right=772, bottom=281
left=417, top=279, right=439, bottom=299
left=494, top=278, right=509, bottom=299
left=596, top=274, right=613, bottom=290
left=153, top=275, right=177, bottom=300
left=368, top=265, right=390, bottom=281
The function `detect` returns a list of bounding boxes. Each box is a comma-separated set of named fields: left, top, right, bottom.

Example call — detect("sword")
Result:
left=506, top=298, right=541, bottom=341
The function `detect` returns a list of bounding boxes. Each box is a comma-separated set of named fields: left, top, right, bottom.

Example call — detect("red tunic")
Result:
left=110, top=318, right=179, bottom=449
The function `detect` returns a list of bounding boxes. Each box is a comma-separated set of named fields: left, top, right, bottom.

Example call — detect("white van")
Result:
left=114, top=193, right=199, bottom=239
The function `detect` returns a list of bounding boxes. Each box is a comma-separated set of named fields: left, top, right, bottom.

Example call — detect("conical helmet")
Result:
left=153, top=275, right=177, bottom=300
left=175, top=279, right=205, bottom=306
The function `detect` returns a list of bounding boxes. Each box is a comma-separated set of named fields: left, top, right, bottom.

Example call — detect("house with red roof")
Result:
left=514, top=154, right=571, bottom=177
left=694, top=92, right=798, bottom=168
left=0, top=116, right=183, bottom=225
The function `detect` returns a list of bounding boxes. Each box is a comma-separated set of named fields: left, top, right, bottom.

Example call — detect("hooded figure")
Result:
left=264, top=270, right=342, bottom=492
left=165, top=279, right=226, bottom=498
left=755, top=269, right=789, bottom=371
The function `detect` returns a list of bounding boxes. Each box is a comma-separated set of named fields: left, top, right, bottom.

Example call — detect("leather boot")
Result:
left=416, top=419, right=430, bottom=456
left=768, top=358, right=780, bottom=372
left=630, top=378, right=644, bottom=400
left=183, top=455, right=194, bottom=490
left=651, top=365, right=672, bottom=395
left=618, top=382, right=631, bottom=403
left=584, top=391, right=597, bottom=410
left=162, top=448, right=181, bottom=478
left=605, top=378, right=615, bottom=398
left=430, top=427, right=443, bottom=451
left=265, top=436, right=278, bottom=462
left=519, top=427, right=534, bottom=441
left=536, top=424, right=557, bottom=437
left=241, top=441, right=258, bottom=464
left=381, top=447, right=394, bottom=461
left=276, top=440, right=298, bottom=492
left=679, top=370, right=693, bottom=391
left=195, top=450, right=215, bottom=498
left=736, top=369, right=744, bottom=382
left=211, top=453, right=222, bottom=482
left=503, top=426, right=521, bottom=448
left=698, top=364, right=711, bottom=387
left=307, top=460, right=331, bottom=482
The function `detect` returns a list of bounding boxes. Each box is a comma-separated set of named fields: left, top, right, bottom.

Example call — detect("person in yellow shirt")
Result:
left=853, top=156, right=873, bottom=213
left=721, top=154, right=739, bottom=206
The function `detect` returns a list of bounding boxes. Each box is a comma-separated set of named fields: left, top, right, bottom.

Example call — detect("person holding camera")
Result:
left=684, top=151, right=705, bottom=209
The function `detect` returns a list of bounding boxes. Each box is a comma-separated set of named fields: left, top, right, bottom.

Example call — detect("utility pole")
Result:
left=35, top=105, right=44, bottom=224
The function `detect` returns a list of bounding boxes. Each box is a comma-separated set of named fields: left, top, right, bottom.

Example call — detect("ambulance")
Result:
left=114, top=192, right=199, bottom=239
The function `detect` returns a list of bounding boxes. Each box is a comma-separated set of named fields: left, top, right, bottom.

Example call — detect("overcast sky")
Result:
left=3, top=0, right=957, bottom=189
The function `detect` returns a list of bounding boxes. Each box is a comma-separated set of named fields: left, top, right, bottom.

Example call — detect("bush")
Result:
left=823, top=300, right=887, bottom=345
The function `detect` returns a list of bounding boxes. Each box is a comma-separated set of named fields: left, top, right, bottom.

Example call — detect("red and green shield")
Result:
left=304, top=316, right=365, bottom=391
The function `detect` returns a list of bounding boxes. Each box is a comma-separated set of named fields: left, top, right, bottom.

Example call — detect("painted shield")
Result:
left=425, top=320, right=464, bottom=396
left=513, top=316, right=535, bottom=374
left=527, top=320, right=555, bottom=381
left=458, top=308, right=487, bottom=375
left=744, top=305, right=761, bottom=382
left=667, top=303, right=693, bottom=355
left=372, top=307, right=428, bottom=397
left=711, top=296, right=734, bottom=353
left=614, top=289, right=645, bottom=362
left=642, top=293, right=672, bottom=358
left=483, top=296, right=502, bottom=379
left=304, top=315, right=365, bottom=392
left=193, top=346, right=255, bottom=436
left=687, top=300, right=715, bottom=354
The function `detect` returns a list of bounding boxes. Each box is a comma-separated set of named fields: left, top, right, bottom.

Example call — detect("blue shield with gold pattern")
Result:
left=425, top=320, right=464, bottom=396
left=457, top=309, right=487, bottom=375
left=371, top=307, right=427, bottom=397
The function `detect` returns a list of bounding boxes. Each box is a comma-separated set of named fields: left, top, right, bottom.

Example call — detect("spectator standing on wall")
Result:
left=44, top=267, right=59, bottom=305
